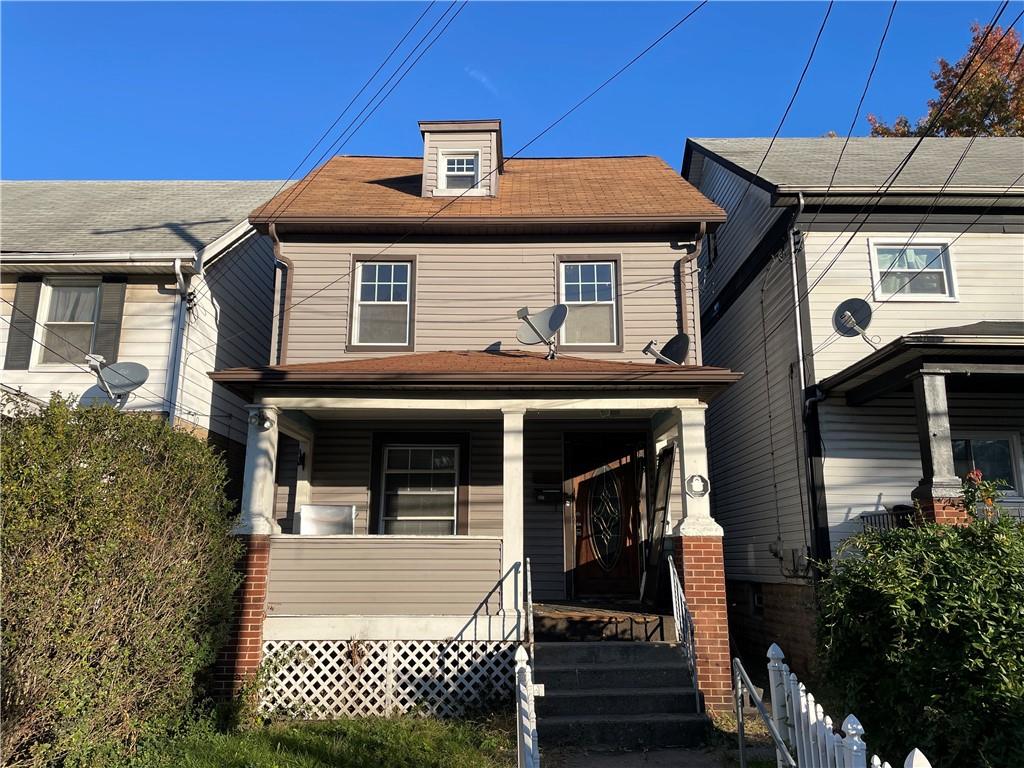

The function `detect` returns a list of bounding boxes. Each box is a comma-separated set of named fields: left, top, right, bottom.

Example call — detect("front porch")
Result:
left=211, top=351, right=741, bottom=713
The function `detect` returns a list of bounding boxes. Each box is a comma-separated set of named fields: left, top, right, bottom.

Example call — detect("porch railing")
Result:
left=667, top=559, right=701, bottom=713
left=515, top=645, right=543, bottom=768
left=524, top=557, right=535, bottom=653
left=861, top=507, right=915, bottom=532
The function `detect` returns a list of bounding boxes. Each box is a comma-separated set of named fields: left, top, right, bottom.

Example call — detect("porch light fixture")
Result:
left=248, top=409, right=275, bottom=431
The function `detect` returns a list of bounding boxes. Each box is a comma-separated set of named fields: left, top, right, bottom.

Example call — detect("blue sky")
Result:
left=1, top=1, right=1010, bottom=180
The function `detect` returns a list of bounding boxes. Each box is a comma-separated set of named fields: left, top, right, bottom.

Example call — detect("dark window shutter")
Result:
left=93, top=278, right=127, bottom=364
left=4, top=277, right=42, bottom=370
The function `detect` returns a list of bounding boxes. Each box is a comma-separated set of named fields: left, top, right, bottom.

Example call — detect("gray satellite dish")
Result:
left=643, top=333, right=689, bottom=366
left=516, top=304, right=568, bottom=359
left=832, top=298, right=879, bottom=349
left=88, top=356, right=150, bottom=407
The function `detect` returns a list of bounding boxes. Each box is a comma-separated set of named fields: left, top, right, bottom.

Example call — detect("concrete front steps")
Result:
left=533, top=640, right=708, bottom=750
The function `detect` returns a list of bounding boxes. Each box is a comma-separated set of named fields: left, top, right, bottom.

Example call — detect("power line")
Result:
left=761, top=4, right=1019, bottom=344
left=186, top=0, right=711, bottom=362
left=729, top=1, right=835, bottom=223
left=803, top=0, right=898, bottom=247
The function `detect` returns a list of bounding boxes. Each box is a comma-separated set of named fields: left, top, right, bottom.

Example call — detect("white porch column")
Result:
left=501, top=407, right=525, bottom=618
left=236, top=404, right=281, bottom=535
left=672, top=403, right=722, bottom=537
left=911, top=372, right=965, bottom=523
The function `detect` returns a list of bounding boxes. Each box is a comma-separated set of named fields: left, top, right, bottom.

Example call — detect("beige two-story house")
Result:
left=210, top=120, right=741, bottom=746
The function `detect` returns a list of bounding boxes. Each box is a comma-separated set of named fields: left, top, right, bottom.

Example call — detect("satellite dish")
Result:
left=833, top=298, right=872, bottom=338
left=87, top=355, right=150, bottom=407
left=832, top=298, right=880, bottom=350
left=516, top=304, right=568, bottom=359
left=643, top=333, right=690, bottom=366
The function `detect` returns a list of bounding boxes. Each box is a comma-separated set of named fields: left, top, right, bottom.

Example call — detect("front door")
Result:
left=566, top=435, right=645, bottom=597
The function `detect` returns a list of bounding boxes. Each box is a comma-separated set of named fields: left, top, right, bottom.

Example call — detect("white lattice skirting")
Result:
left=261, top=640, right=517, bottom=718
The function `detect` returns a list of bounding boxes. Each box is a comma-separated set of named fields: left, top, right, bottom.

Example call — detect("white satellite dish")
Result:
left=87, top=355, right=150, bottom=408
left=516, top=304, right=568, bottom=360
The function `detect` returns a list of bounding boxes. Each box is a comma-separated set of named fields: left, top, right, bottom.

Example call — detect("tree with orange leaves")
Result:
left=868, top=22, right=1024, bottom=136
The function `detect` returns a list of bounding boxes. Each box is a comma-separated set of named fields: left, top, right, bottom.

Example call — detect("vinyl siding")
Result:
left=802, top=229, right=1024, bottom=381
left=524, top=425, right=566, bottom=600
left=693, top=159, right=784, bottom=308
left=266, top=536, right=503, bottom=616
left=820, top=391, right=1024, bottom=545
left=176, top=232, right=277, bottom=440
left=422, top=131, right=497, bottom=196
left=0, top=276, right=176, bottom=411
left=307, top=419, right=504, bottom=536
left=702, top=251, right=809, bottom=584
left=279, top=239, right=694, bottom=365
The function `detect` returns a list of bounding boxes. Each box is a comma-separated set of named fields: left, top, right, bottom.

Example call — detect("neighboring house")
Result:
left=682, top=137, right=1024, bottom=669
left=0, top=180, right=284, bottom=499
left=209, top=119, right=742, bottom=736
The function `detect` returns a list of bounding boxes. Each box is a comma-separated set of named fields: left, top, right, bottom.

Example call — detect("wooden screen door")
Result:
left=566, top=435, right=645, bottom=597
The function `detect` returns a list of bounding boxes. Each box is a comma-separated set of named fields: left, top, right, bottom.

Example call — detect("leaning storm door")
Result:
left=566, top=435, right=645, bottom=597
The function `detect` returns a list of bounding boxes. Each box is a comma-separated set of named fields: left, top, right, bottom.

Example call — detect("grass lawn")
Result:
left=138, top=715, right=516, bottom=768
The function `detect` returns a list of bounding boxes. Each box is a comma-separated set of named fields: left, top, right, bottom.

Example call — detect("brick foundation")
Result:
left=726, top=579, right=817, bottom=676
left=672, top=535, right=731, bottom=712
left=918, top=496, right=969, bottom=525
left=214, top=534, right=270, bottom=696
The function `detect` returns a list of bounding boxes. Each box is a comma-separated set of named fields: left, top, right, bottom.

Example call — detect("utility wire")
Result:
left=761, top=3, right=1018, bottom=344
left=186, top=1, right=710, bottom=362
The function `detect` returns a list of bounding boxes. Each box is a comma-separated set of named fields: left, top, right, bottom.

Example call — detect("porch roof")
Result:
left=210, top=349, right=741, bottom=399
left=819, top=321, right=1024, bottom=406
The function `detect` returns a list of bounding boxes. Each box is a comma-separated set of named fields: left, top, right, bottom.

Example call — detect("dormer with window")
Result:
left=419, top=120, right=503, bottom=197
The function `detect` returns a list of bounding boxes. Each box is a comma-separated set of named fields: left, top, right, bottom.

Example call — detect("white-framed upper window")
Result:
left=952, top=433, right=1022, bottom=497
left=559, top=261, right=618, bottom=346
left=380, top=445, right=459, bottom=535
left=34, top=278, right=100, bottom=365
left=869, top=240, right=957, bottom=301
left=352, top=262, right=411, bottom=346
left=442, top=153, right=479, bottom=190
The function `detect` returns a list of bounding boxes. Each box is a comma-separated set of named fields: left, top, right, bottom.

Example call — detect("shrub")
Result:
left=817, top=506, right=1024, bottom=767
left=1, top=396, right=242, bottom=767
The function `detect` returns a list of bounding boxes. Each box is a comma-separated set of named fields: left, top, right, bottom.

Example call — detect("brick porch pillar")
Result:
left=215, top=405, right=280, bottom=695
left=217, top=535, right=270, bottom=694
left=666, top=403, right=733, bottom=713
left=910, top=372, right=967, bottom=526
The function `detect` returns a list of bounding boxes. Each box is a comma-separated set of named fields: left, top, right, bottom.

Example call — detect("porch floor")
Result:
left=533, top=601, right=675, bottom=642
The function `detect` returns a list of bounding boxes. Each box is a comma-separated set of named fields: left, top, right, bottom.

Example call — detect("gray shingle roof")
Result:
left=686, top=137, right=1024, bottom=192
left=1, top=181, right=284, bottom=254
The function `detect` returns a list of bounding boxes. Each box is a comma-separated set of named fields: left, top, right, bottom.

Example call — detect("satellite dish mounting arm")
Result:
left=87, top=355, right=118, bottom=402
left=517, top=306, right=559, bottom=360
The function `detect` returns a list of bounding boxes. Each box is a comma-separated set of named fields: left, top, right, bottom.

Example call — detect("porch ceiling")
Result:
left=820, top=325, right=1024, bottom=406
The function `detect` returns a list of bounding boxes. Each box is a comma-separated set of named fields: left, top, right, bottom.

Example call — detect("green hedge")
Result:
left=817, top=513, right=1024, bottom=767
left=1, top=396, right=241, bottom=767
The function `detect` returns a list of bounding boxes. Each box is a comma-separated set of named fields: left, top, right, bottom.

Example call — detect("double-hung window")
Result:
left=380, top=445, right=459, bottom=535
left=870, top=241, right=956, bottom=300
left=952, top=434, right=1021, bottom=496
left=36, top=279, right=100, bottom=364
left=443, top=154, right=478, bottom=190
left=560, top=260, right=618, bottom=346
left=352, top=262, right=412, bottom=346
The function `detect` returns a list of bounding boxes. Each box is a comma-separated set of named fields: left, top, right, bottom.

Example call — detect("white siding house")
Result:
left=0, top=181, right=283, bottom=500
left=683, top=137, right=1024, bottom=670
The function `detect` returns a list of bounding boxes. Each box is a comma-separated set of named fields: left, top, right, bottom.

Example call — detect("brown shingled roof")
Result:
left=249, top=156, right=725, bottom=231
left=210, top=350, right=741, bottom=399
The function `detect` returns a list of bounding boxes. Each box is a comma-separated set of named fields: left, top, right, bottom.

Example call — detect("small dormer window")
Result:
left=443, top=154, right=478, bottom=190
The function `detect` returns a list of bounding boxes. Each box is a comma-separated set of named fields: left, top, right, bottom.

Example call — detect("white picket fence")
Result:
left=764, top=644, right=933, bottom=768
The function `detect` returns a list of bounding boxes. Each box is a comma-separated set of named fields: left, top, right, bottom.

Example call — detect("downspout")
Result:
left=788, top=194, right=830, bottom=565
left=164, top=257, right=191, bottom=427
left=678, top=222, right=705, bottom=366
left=270, top=223, right=293, bottom=366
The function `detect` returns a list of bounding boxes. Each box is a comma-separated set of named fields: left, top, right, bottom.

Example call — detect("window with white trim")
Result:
left=952, top=434, right=1021, bottom=495
left=443, top=154, right=478, bottom=190
left=559, top=261, right=618, bottom=345
left=353, top=262, right=411, bottom=346
left=36, top=279, right=100, bottom=364
left=870, top=242, right=955, bottom=300
left=380, top=445, right=459, bottom=535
